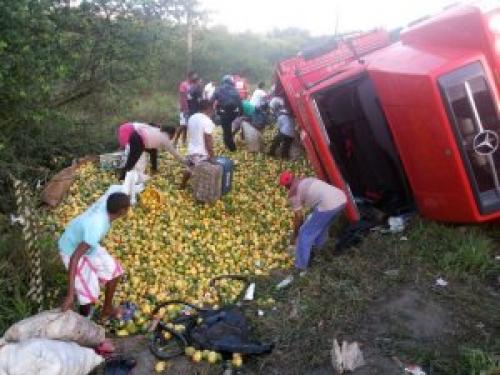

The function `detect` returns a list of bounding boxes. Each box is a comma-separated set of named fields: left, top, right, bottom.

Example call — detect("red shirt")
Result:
left=178, top=80, right=190, bottom=113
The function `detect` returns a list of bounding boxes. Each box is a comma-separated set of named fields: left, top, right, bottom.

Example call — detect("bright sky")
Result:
left=201, top=0, right=461, bottom=35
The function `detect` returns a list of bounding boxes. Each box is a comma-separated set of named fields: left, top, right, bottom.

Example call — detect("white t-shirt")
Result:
left=289, top=177, right=347, bottom=212
left=203, top=82, right=216, bottom=101
left=277, top=112, right=295, bottom=137
left=250, top=89, right=267, bottom=107
left=187, top=113, right=215, bottom=157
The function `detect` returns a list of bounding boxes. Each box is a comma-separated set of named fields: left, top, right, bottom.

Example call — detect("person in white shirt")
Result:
left=269, top=98, right=296, bottom=159
left=250, top=82, right=267, bottom=108
left=181, top=99, right=216, bottom=189
left=203, top=80, right=216, bottom=101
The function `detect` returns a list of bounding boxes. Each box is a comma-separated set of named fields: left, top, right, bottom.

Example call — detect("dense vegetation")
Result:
left=0, top=0, right=319, bottom=212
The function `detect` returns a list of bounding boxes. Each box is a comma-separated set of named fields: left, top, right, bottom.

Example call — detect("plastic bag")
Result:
left=2, top=310, right=105, bottom=348
left=331, top=339, right=365, bottom=373
left=0, top=339, right=103, bottom=375
left=241, top=121, right=263, bottom=153
left=122, top=171, right=139, bottom=205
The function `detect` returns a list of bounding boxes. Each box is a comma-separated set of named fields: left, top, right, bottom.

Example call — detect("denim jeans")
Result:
left=295, top=205, right=345, bottom=270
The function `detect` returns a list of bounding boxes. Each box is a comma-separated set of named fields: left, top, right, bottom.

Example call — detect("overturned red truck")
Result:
left=275, top=3, right=500, bottom=224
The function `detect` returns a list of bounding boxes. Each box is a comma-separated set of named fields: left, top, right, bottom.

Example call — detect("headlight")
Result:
left=489, top=14, right=500, bottom=34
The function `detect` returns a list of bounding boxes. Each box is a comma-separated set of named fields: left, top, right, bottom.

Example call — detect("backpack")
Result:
left=215, top=84, right=241, bottom=110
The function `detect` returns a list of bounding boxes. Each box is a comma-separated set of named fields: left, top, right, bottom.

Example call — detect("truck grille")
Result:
left=439, top=61, right=500, bottom=214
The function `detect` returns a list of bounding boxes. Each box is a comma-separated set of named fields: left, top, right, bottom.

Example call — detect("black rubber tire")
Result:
left=148, top=326, right=188, bottom=360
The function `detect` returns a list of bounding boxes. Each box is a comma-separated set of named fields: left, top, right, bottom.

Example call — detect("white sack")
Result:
left=0, top=339, right=103, bottom=375
left=2, top=310, right=105, bottom=348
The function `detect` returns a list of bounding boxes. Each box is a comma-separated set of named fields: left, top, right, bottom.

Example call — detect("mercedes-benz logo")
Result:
left=473, top=130, right=499, bottom=156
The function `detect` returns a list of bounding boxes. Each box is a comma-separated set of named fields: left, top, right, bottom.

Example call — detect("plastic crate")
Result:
left=99, top=152, right=125, bottom=170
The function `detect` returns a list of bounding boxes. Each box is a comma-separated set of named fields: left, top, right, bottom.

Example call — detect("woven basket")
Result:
left=191, top=162, right=223, bottom=203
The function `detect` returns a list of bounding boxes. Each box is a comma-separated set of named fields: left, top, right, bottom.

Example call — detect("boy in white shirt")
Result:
left=181, top=100, right=216, bottom=189
left=250, top=82, right=267, bottom=108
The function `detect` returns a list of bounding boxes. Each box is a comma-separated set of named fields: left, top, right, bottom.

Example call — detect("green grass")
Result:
left=457, top=348, right=500, bottom=375
left=408, top=219, right=498, bottom=279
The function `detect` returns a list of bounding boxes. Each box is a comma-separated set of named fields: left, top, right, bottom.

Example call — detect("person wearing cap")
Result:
left=279, top=171, right=347, bottom=271
left=117, top=122, right=185, bottom=180
left=213, top=75, right=243, bottom=151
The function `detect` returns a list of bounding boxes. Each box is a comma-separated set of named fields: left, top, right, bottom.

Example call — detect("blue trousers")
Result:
left=295, top=205, right=345, bottom=270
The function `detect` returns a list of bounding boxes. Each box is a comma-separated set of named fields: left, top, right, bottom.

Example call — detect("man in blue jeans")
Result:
left=279, top=171, right=347, bottom=272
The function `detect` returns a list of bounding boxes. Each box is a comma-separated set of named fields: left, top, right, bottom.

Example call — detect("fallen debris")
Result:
left=404, top=364, right=427, bottom=375
left=276, top=275, right=294, bottom=290
left=384, top=269, right=400, bottom=277
left=331, top=339, right=365, bottom=374
left=435, top=278, right=448, bottom=287
left=244, top=283, right=256, bottom=301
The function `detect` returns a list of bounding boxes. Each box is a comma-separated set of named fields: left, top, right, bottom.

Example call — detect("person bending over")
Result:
left=59, top=192, right=130, bottom=318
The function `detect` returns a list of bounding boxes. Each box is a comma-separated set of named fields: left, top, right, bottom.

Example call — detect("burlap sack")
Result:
left=241, top=121, right=263, bottom=153
left=191, top=162, right=223, bottom=203
left=2, top=309, right=105, bottom=348
left=41, top=164, right=78, bottom=207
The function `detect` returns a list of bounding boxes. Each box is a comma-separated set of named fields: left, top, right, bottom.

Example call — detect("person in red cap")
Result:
left=279, top=171, right=347, bottom=271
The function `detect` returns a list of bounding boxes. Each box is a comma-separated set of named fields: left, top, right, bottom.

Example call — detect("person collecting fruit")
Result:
left=58, top=192, right=130, bottom=318
left=117, top=122, right=185, bottom=181
left=279, top=171, right=347, bottom=272
left=180, top=99, right=216, bottom=189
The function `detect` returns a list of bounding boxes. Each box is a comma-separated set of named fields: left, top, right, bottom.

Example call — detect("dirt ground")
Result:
left=94, top=225, right=500, bottom=375
left=96, top=279, right=499, bottom=375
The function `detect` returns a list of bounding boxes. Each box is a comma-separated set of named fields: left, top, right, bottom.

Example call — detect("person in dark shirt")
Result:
left=213, top=75, right=243, bottom=151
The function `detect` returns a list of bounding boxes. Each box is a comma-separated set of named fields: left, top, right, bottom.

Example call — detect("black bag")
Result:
left=149, top=276, right=274, bottom=360
left=191, top=307, right=273, bottom=354
left=251, top=109, right=268, bottom=131
left=215, top=85, right=241, bottom=110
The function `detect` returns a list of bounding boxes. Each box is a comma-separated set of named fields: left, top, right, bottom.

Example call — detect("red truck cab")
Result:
left=276, top=3, right=500, bottom=224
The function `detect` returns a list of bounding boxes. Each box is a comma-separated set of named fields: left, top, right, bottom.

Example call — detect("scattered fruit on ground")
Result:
left=207, top=351, right=219, bottom=364
left=115, top=329, right=129, bottom=337
left=192, top=350, right=203, bottom=362
left=41, top=130, right=309, bottom=316
left=185, top=346, right=196, bottom=356
left=232, top=353, right=243, bottom=368
left=155, top=361, right=167, bottom=373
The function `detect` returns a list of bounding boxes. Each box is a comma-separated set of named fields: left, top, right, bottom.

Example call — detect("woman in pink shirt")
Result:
left=117, top=122, right=184, bottom=180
